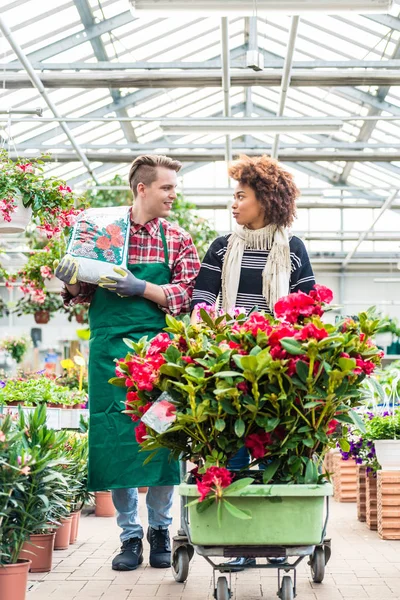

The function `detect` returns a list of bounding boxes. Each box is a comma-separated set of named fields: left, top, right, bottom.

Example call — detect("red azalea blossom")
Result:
left=296, top=323, right=328, bottom=341
left=355, top=357, right=375, bottom=375
left=245, top=431, right=273, bottom=460
left=135, top=421, right=148, bottom=444
left=309, top=285, right=333, bottom=304
left=275, top=291, right=320, bottom=324
left=327, top=419, right=339, bottom=435
left=241, top=313, right=272, bottom=337
left=147, top=332, right=171, bottom=356
left=237, top=381, right=249, bottom=394
left=181, top=356, right=195, bottom=364
left=127, top=391, right=140, bottom=403
left=196, top=466, right=233, bottom=502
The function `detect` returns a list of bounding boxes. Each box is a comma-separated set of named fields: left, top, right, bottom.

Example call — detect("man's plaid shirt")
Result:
left=62, top=217, right=201, bottom=315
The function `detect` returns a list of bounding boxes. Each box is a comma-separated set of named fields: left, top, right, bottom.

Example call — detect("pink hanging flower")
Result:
left=40, top=265, right=53, bottom=279
left=58, top=185, right=72, bottom=196
left=16, top=163, right=34, bottom=173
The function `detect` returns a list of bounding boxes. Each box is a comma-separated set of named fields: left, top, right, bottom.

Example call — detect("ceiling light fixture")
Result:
left=130, top=1, right=393, bottom=16
left=160, top=118, right=343, bottom=134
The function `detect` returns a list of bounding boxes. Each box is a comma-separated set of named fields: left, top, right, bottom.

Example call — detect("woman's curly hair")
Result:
left=228, top=155, right=299, bottom=227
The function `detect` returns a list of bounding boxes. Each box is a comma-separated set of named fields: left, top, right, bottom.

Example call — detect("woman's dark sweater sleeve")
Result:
left=289, top=236, right=316, bottom=294
left=190, top=236, right=227, bottom=310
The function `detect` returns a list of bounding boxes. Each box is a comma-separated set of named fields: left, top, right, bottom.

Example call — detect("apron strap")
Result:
left=159, top=221, right=169, bottom=266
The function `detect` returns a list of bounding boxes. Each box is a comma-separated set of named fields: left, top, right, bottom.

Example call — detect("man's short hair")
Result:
left=128, top=155, right=182, bottom=198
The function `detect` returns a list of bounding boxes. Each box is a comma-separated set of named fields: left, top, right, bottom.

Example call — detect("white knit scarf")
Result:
left=221, top=224, right=291, bottom=314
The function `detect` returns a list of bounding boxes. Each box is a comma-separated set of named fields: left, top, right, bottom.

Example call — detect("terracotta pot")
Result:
left=95, top=491, right=115, bottom=517
left=34, top=310, right=50, bottom=324
left=20, top=532, right=55, bottom=573
left=6, top=401, right=24, bottom=407
left=75, top=312, right=86, bottom=324
left=139, top=487, right=148, bottom=493
left=46, top=403, right=61, bottom=409
left=54, top=517, right=72, bottom=550
left=70, top=510, right=81, bottom=544
left=0, top=559, right=31, bottom=600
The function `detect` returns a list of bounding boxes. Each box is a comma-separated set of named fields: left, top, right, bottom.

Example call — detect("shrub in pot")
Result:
left=111, top=286, right=383, bottom=539
left=13, top=291, right=63, bottom=324
left=366, top=410, right=400, bottom=471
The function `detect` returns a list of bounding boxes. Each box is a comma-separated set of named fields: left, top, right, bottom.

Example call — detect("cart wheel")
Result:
left=171, top=546, right=190, bottom=583
left=311, top=546, right=325, bottom=583
left=279, top=575, right=294, bottom=600
left=216, top=576, right=230, bottom=600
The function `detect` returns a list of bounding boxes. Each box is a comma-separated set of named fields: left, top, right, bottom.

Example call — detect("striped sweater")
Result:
left=190, top=234, right=315, bottom=314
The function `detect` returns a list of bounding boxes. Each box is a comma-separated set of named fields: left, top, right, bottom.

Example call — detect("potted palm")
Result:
left=0, top=413, right=34, bottom=600
left=0, top=149, right=83, bottom=235
left=111, top=286, right=382, bottom=543
left=11, top=406, right=71, bottom=572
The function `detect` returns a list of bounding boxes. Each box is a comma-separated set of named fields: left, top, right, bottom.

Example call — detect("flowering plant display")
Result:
left=111, top=286, right=383, bottom=513
left=0, top=335, right=31, bottom=363
left=0, top=149, right=84, bottom=235
left=13, top=291, right=63, bottom=319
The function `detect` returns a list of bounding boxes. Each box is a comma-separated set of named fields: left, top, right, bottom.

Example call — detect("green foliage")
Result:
left=0, top=375, right=86, bottom=407
left=365, top=410, right=400, bottom=440
left=0, top=335, right=31, bottom=363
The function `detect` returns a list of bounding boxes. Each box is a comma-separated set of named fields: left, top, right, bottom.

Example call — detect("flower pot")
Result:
left=179, top=482, right=333, bottom=546
left=0, top=559, right=31, bottom=600
left=366, top=472, right=378, bottom=531
left=0, top=201, right=32, bottom=234
left=6, top=401, right=24, bottom=406
left=357, top=465, right=367, bottom=522
left=54, top=516, right=72, bottom=550
left=374, top=440, right=400, bottom=471
left=75, top=312, right=86, bottom=324
left=95, top=491, right=115, bottom=517
left=139, top=487, right=148, bottom=493
left=20, top=532, right=55, bottom=573
left=34, top=310, right=50, bottom=324
left=44, top=277, right=62, bottom=293
left=70, top=510, right=81, bottom=544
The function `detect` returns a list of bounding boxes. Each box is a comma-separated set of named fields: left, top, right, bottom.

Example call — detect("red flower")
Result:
left=237, top=381, right=249, bottom=394
left=242, top=313, right=272, bottom=337
left=269, top=325, right=296, bottom=347
left=196, top=466, right=233, bottom=502
left=327, top=419, right=339, bottom=435
left=275, top=291, right=319, bottom=324
left=127, top=391, right=140, bottom=403
left=138, top=402, right=152, bottom=415
left=96, top=236, right=112, bottom=250
left=181, top=356, right=195, bottom=364
left=309, top=285, right=333, bottom=304
left=296, top=323, right=328, bottom=341
left=135, top=421, right=148, bottom=444
left=355, top=358, right=375, bottom=375
left=245, top=431, right=273, bottom=460
left=147, top=332, right=171, bottom=356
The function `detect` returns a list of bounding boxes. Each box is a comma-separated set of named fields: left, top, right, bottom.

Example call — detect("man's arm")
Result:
left=143, top=282, right=168, bottom=307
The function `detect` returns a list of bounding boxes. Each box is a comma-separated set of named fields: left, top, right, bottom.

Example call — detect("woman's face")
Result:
left=232, top=182, right=266, bottom=230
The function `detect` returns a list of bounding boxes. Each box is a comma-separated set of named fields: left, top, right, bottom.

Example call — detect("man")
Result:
left=57, top=155, right=200, bottom=571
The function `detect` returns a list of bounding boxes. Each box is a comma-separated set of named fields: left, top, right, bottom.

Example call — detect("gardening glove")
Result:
left=98, top=267, right=146, bottom=297
left=54, top=256, right=79, bottom=285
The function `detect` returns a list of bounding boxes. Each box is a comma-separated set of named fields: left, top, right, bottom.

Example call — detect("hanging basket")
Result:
left=44, top=277, right=63, bottom=293
left=0, top=197, right=32, bottom=235
left=34, top=310, right=50, bottom=324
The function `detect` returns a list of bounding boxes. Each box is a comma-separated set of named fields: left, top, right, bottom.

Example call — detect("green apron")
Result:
left=87, top=222, right=180, bottom=491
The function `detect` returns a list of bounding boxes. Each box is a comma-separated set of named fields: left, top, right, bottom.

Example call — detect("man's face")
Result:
left=139, top=167, right=178, bottom=218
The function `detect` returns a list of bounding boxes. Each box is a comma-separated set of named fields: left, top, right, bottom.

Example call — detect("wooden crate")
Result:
left=357, top=465, right=367, bottom=522
left=377, top=471, right=400, bottom=540
left=333, top=453, right=357, bottom=502
left=366, top=471, right=378, bottom=530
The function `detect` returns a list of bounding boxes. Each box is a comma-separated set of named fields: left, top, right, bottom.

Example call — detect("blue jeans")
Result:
left=228, top=447, right=267, bottom=471
left=112, top=486, right=174, bottom=542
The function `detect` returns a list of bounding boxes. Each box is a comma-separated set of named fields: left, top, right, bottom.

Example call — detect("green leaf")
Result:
left=217, top=499, right=223, bottom=527
left=108, top=377, right=127, bottom=387
left=216, top=371, right=241, bottom=378
left=215, top=418, right=226, bottom=432
left=280, top=338, right=304, bottom=355
left=239, top=356, right=258, bottom=371
left=264, top=417, right=280, bottom=432
left=196, top=497, right=214, bottom=513
left=186, top=366, right=205, bottom=379
left=339, top=438, right=350, bottom=452
left=305, top=459, right=319, bottom=484
left=349, top=409, right=366, bottom=433
left=143, top=450, right=159, bottom=465
left=296, top=360, right=309, bottom=383
left=200, top=308, right=215, bottom=328
left=338, top=357, right=357, bottom=372
left=303, top=401, right=323, bottom=409
left=234, top=418, right=245, bottom=437
left=223, top=500, right=252, bottom=520
left=223, top=477, right=254, bottom=494
left=165, top=345, right=181, bottom=363
left=262, top=459, right=280, bottom=484
left=122, top=337, right=136, bottom=350
left=219, top=399, right=237, bottom=415
left=303, top=438, right=315, bottom=448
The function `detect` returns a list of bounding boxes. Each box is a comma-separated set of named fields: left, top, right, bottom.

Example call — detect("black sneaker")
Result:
left=146, top=527, right=171, bottom=568
left=112, top=537, right=143, bottom=571
left=225, top=557, right=256, bottom=571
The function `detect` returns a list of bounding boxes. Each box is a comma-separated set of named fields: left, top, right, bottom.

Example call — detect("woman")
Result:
left=191, top=154, right=315, bottom=316
left=191, top=154, right=316, bottom=570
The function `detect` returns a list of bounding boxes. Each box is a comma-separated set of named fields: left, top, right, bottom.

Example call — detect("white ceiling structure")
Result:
left=1, top=0, right=400, bottom=275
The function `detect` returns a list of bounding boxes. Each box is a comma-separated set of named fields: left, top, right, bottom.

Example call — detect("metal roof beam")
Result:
left=73, top=0, right=138, bottom=143
left=4, top=69, right=400, bottom=88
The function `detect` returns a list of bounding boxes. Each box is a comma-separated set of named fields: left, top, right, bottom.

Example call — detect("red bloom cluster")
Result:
left=135, top=421, right=147, bottom=444
left=245, top=431, right=273, bottom=459
left=295, top=323, right=328, bottom=341
left=196, top=466, right=233, bottom=502
left=275, top=285, right=333, bottom=324
left=233, top=313, right=271, bottom=337
left=326, top=419, right=339, bottom=435
left=147, top=332, right=172, bottom=356
left=124, top=352, right=166, bottom=391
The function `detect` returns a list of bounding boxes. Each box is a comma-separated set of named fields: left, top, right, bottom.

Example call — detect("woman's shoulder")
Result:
left=207, top=234, right=230, bottom=253
left=289, top=234, right=308, bottom=256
